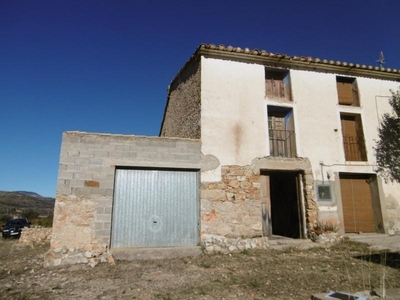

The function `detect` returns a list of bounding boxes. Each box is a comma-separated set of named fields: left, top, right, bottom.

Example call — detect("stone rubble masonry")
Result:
left=200, top=157, right=318, bottom=242
left=19, top=227, right=52, bottom=246
left=201, top=165, right=262, bottom=239
left=160, top=59, right=201, bottom=139
left=46, top=131, right=201, bottom=267
left=251, top=156, right=318, bottom=234
left=202, top=234, right=269, bottom=253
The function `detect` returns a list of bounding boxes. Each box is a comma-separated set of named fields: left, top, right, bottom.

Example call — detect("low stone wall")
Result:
left=19, top=227, right=52, bottom=246
left=309, top=231, right=342, bottom=243
left=202, top=234, right=269, bottom=253
left=44, top=246, right=114, bottom=268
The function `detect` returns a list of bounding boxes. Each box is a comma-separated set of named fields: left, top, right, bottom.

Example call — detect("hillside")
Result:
left=0, top=191, right=55, bottom=217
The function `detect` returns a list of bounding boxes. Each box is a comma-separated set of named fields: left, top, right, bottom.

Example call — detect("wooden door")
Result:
left=340, top=177, right=375, bottom=233
left=260, top=175, right=272, bottom=237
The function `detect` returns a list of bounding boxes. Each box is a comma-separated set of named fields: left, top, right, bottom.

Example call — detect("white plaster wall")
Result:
left=200, top=56, right=400, bottom=230
left=201, top=57, right=267, bottom=171
left=291, top=71, right=399, bottom=181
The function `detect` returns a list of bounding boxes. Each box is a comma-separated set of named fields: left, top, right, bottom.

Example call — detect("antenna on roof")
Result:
left=376, top=51, right=385, bottom=68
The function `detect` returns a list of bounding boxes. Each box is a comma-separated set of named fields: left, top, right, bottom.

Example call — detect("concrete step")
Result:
left=268, top=237, right=317, bottom=250
left=112, top=246, right=202, bottom=261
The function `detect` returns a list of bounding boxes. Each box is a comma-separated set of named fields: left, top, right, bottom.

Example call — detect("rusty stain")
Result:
left=233, top=123, right=242, bottom=160
left=84, top=180, right=100, bottom=188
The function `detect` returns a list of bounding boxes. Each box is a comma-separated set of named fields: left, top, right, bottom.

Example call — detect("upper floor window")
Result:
left=340, top=113, right=367, bottom=161
left=268, top=106, right=296, bottom=158
left=265, top=68, right=292, bottom=101
left=336, top=76, right=359, bottom=106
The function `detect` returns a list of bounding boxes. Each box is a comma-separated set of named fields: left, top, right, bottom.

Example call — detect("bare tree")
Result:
left=375, top=88, right=400, bottom=183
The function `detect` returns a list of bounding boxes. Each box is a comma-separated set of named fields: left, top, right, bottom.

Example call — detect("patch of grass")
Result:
left=330, top=240, right=370, bottom=252
left=249, top=279, right=261, bottom=289
left=241, top=249, right=250, bottom=255
left=200, top=262, right=212, bottom=268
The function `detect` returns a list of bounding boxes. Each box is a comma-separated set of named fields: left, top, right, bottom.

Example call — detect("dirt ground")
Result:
left=0, top=239, right=400, bottom=300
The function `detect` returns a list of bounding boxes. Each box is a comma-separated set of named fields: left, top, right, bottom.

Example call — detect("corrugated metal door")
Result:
left=111, top=168, right=199, bottom=248
left=340, top=176, right=375, bottom=233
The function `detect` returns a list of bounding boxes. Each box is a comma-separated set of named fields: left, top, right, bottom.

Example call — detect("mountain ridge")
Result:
left=0, top=190, right=55, bottom=217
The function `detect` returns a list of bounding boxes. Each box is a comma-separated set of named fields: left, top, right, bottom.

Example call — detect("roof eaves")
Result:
left=197, top=43, right=400, bottom=81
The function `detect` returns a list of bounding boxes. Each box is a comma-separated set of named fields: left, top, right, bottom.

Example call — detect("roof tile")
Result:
left=198, top=43, right=400, bottom=75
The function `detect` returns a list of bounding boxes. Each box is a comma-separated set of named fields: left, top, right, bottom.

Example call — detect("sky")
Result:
left=1, top=0, right=400, bottom=197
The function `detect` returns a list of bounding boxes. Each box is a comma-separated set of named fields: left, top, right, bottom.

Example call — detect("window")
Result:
left=340, top=114, right=367, bottom=161
left=317, top=184, right=333, bottom=202
left=336, top=76, right=359, bottom=106
left=265, top=68, right=292, bottom=101
left=267, top=106, right=296, bottom=157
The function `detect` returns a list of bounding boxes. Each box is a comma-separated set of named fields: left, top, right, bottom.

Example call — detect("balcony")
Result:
left=343, top=135, right=367, bottom=161
left=269, top=129, right=296, bottom=158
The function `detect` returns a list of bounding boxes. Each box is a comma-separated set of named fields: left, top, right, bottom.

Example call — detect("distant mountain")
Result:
left=0, top=191, right=55, bottom=216
left=13, top=191, right=55, bottom=202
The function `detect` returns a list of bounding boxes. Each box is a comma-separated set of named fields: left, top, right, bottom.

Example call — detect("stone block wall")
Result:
left=47, top=131, right=201, bottom=266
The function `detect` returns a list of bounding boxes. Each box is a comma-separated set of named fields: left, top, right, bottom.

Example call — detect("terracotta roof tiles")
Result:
left=198, top=43, right=400, bottom=75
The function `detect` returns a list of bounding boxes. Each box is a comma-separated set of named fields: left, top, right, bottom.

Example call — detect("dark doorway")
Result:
left=269, top=171, right=301, bottom=238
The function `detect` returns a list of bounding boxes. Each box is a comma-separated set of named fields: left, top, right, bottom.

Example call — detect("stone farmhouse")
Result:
left=45, top=44, right=400, bottom=266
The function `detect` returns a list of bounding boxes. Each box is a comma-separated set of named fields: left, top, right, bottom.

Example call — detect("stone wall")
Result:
left=47, top=131, right=201, bottom=266
left=19, top=227, right=52, bottom=246
left=160, top=59, right=201, bottom=139
left=201, top=165, right=262, bottom=239
left=251, top=156, right=318, bottom=232
left=200, top=158, right=318, bottom=243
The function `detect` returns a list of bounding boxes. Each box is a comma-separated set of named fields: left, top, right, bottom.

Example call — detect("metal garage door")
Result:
left=111, top=168, right=199, bottom=248
left=340, top=175, right=375, bottom=233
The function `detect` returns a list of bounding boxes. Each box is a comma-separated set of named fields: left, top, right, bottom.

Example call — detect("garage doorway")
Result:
left=260, top=171, right=304, bottom=239
left=111, top=168, right=199, bottom=248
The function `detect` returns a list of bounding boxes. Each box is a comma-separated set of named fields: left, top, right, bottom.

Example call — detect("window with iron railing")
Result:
left=268, top=106, right=296, bottom=158
left=269, top=129, right=296, bottom=158
left=340, top=114, right=367, bottom=161
left=342, top=135, right=367, bottom=161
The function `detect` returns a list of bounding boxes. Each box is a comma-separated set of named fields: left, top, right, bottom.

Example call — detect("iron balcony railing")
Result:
left=269, top=129, right=296, bottom=158
left=342, top=135, right=367, bottom=161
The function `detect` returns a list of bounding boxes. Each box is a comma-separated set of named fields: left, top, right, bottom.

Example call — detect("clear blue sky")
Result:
left=1, top=1, right=400, bottom=197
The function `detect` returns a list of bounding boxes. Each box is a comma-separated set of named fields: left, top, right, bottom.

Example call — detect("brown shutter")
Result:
left=337, top=81, right=353, bottom=105
left=352, top=81, right=360, bottom=106
left=341, top=115, right=366, bottom=161
left=340, top=177, right=375, bottom=233
left=266, top=79, right=273, bottom=97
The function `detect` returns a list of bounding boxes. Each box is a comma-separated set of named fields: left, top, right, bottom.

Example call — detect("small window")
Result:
left=336, top=76, right=359, bottom=106
left=265, top=69, right=291, bottom=101
left=317, top=184, right=333, bottom=202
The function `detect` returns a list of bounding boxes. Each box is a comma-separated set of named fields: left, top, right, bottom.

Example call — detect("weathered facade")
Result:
left=48, top=44, right=400, bottom=265
left=161, top=44, right=400, bottom=240
left=46, top=132, right=202, bottom=266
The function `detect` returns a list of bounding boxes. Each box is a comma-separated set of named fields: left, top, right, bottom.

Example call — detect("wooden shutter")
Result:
left=266, top=79, right=284, bottom=98
left=341, top=115, right=367, bottom=161
left=352, top=81, right=360, bottom=106
left=340, top=177, right=375, bottom=233
left=337, top=81, right=354, bottom=105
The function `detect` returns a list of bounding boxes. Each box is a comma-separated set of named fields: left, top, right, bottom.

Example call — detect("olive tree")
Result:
left=375, top=88, right=400, bottom=183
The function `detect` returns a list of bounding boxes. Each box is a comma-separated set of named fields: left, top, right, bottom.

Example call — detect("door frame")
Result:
left=260, top=170, right=306, bottom=239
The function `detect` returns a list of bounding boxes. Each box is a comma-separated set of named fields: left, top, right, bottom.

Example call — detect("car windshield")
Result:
left=6, top=219, right=25, bottom=226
